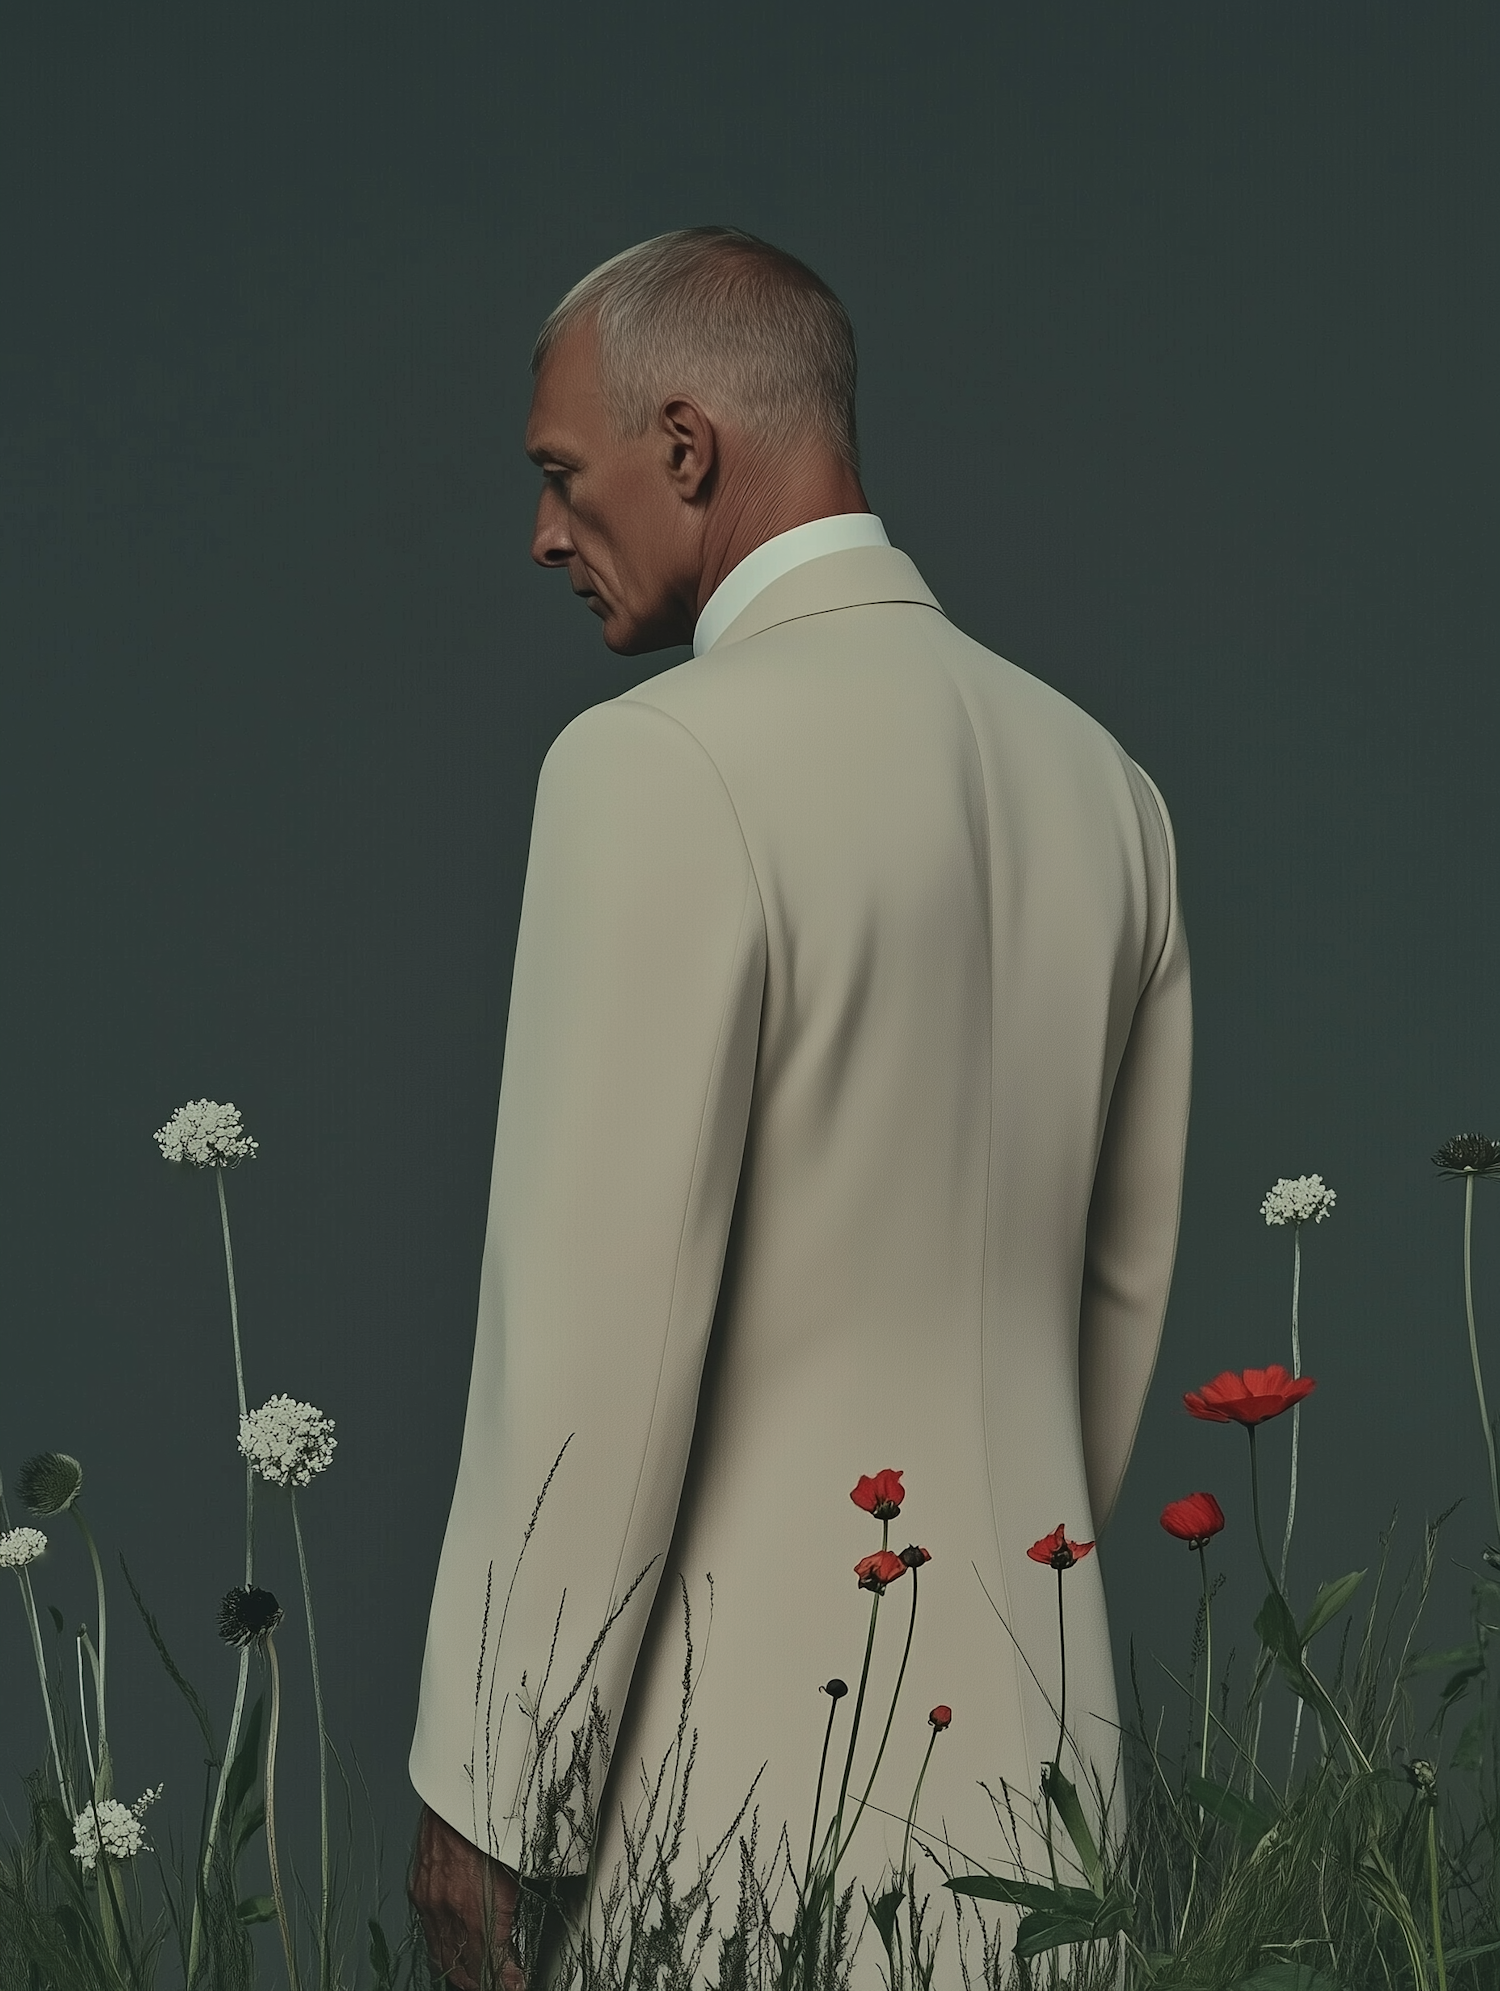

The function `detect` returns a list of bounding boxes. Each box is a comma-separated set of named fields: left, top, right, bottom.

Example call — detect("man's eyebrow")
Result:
left=527, top=442, right=578, bottom=468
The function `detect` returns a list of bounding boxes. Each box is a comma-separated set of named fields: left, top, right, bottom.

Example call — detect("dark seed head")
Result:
left=16, top=1453, right=83, bottom=1517
left=1433, top=1134, right=1500, bottom=1178
left=217, top=1585, right=284, bottom=1647
left=821, top=1678, right=848, bottom=1700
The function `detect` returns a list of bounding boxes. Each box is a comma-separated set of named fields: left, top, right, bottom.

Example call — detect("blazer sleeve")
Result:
left=409, top=695, right=766, bottom=1869
left=1078, top=767, right=1193, bottom=1535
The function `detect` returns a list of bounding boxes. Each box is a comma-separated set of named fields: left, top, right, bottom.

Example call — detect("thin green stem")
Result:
left=217, top=1170, right=254, bottom=1586
left=192, top=1645, right=250, bottom=1981
left=72, top=1505, right=109, bottom=1776
left=840, top=1566, right=921, bottom=1862
left=1427, top=1803, right=1448, bottom=1991
left=192, top=1167, right=257, bottom=1981
left=1053, top=1565, right=1067, bottom=1779
left=900, top=1728, right=939, bottom=1890
left=1197, top=1545, right=1212, bottom=1784
left=805, top=1690, right=843, bottom=1890
left=1280, top=1226, right=1303, bottom=1588
left=263, top=1634, right=303, bottom=1991
left=1178, top=1545, right=1214, bottom=1948
left=1247, top=1426, right=1280, bottom=1600
left=77, top=1633, right=97, bottom=1791
left=1462, top=1175, right=1500, bottom=1545
left=12, top=1569, right=70, bottom=1806
left=825, top=1593, right=882, bottom=1878
left=291, top=1493, right=330, bottom=1991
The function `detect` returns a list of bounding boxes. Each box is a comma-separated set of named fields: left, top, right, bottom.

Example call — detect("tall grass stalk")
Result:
left=262, top=1629, right=302, bottom=1991
left=1462, top=1172, right=1500, bottom=1548
left=290, top=1490, right=330, bottom=1990
left=192, top=1169, right=256, bottom=1983
left=72, top=1506, right=111, bottom=1786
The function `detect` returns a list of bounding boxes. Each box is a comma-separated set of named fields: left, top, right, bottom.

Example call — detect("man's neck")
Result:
left=695, top=451, right=870, bottom=614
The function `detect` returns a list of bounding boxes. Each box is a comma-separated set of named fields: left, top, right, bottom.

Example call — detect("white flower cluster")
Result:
left=153, top=1099, right=259, bottom=1168
left=1260, top=1174, right=1337, bottom=1227
left=0, top=1527, right=47, bottom=1569
left=239, top=1395, right=337, bottom=1488
left=70, top=1785, right=163, bottom=1870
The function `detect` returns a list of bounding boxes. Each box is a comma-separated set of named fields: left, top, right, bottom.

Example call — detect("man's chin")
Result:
left=599, top=614, right=685, bottom=658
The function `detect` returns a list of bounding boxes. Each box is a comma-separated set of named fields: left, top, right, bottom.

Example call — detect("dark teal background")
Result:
left=1, top=0, right=1496, bottom=1927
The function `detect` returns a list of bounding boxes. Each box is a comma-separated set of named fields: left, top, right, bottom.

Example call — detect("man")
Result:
left=409, top=227, right=1191, bottom=1987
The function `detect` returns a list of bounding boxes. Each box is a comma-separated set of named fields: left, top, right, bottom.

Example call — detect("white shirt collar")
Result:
left=692, top=513, right=891, bottom=657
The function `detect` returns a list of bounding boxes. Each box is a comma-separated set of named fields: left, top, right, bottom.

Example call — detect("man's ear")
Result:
left=658, top=396, right=717, bottom=503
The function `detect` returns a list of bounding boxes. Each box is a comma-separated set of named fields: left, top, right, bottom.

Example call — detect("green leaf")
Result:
left=946, top=1876, right=1101, bottom=1916
left=119, top=1553, right=218, bottom=1756
left=1402, top=1641, right=1481, bottom=1678
left=236, top=1893, right=278, bottom=1925
left=222, top=1694, right=265, bottom=1831
left=1012, top=1888, right=1132, bottom=1958
left=864, top=1884, right=904, bottom=1957
left=368, top=1917, right=396, bottom=1987
left=46, top=1603, right=64, bottom=1637
left=1448, top=1937, right=1500, bottom=1964
left=1185, top=1773, right=1277, bottom=1849
left=1298, top=1570, right=1365, bottom=1646
left=1014, top=1909, right=1102, bottom=1957
left=231, top=1799, right=266, bottom=1859
left=1041, top=1763, right=1104, bottom=1894
left=1255, top=1590, right=1305, bottom=1670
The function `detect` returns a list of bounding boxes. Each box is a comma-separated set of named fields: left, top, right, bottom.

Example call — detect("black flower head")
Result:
left=218, top=1585, right=284, bottom=1647
left=821, top=1678, right=848, bottom=1701
left=16, top=1453, right=84, bottom=1517
left=899, top=1544, right=932, bottom=1569
left=1433, top=1134, right=1500, bottom=1178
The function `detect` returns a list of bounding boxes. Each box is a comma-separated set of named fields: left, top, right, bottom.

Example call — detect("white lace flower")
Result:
left=70, top=1785, right=163, bottom=1870
left=0, top=1527, right=47, bottom=1569
left=1260, top=1174, right=1337, bottom=1227
left=153, top=1099, right=258, bottom=1168
left=239, top=1396, right=337, bottom=1488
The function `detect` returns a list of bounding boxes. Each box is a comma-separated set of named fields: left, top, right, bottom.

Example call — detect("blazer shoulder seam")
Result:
left=614, top=693, right=768, bottom=936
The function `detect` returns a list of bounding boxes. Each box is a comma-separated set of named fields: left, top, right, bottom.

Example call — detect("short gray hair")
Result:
left=532, top=227, right=859, bottom=470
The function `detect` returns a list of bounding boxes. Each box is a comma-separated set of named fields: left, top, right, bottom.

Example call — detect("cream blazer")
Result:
left=410, top=546, right=1191, bottom=1898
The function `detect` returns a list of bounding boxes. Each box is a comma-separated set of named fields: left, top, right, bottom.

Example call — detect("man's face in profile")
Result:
left=525, top=321, right=697, bottom=655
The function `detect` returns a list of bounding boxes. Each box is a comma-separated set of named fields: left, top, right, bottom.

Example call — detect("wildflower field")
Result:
left=3, top=1108, right=1500, bottom=1990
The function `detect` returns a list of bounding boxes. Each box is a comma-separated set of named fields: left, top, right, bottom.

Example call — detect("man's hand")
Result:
left=408, top=1802, right=523, bottom=1990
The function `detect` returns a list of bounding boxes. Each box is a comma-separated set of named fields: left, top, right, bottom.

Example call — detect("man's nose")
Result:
left=531, top=490, right=575, bottom=569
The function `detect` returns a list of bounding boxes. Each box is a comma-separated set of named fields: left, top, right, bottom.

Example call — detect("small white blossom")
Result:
left=0, top=1527, right=47, bottom=1569
left=1260, top=1174, right=1337, bottom=1227
left=239, top=1395, right=337, bottom=1488
left=70, top=1786, right=163, bottom=1870
left=153, top=1099, right=258, bottom=1168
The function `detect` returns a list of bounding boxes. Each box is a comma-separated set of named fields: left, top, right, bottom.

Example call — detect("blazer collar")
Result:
left=704, top=546, right=944, bottom=652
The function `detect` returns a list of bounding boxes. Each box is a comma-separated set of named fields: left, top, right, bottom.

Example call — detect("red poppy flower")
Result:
left=851, top=1469, right=905, bottom=1519
left=855, top=1549, right=908, bottom=1592
left=929, top=1705, right=952, bottom=1731
left=1159, top=1491, right=1226, bottom=1548
left=1026, top=1524, right=1095, bottom=1571
left=1183, top=1365, right=1316, bottom=1426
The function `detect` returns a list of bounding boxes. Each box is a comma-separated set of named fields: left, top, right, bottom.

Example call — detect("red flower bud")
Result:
left=929, top=1705, right=952, bottom=1731
left=1183, top=1365, right=1316, bottom=1427
left=1025, top=1523, right=1095, bottom=1572
left=851, top=1469, right=905, bottom=1520
left=855, top=1549, right=908, bottom=1593
left=1159, top=1491, right=1226, bottom=1548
